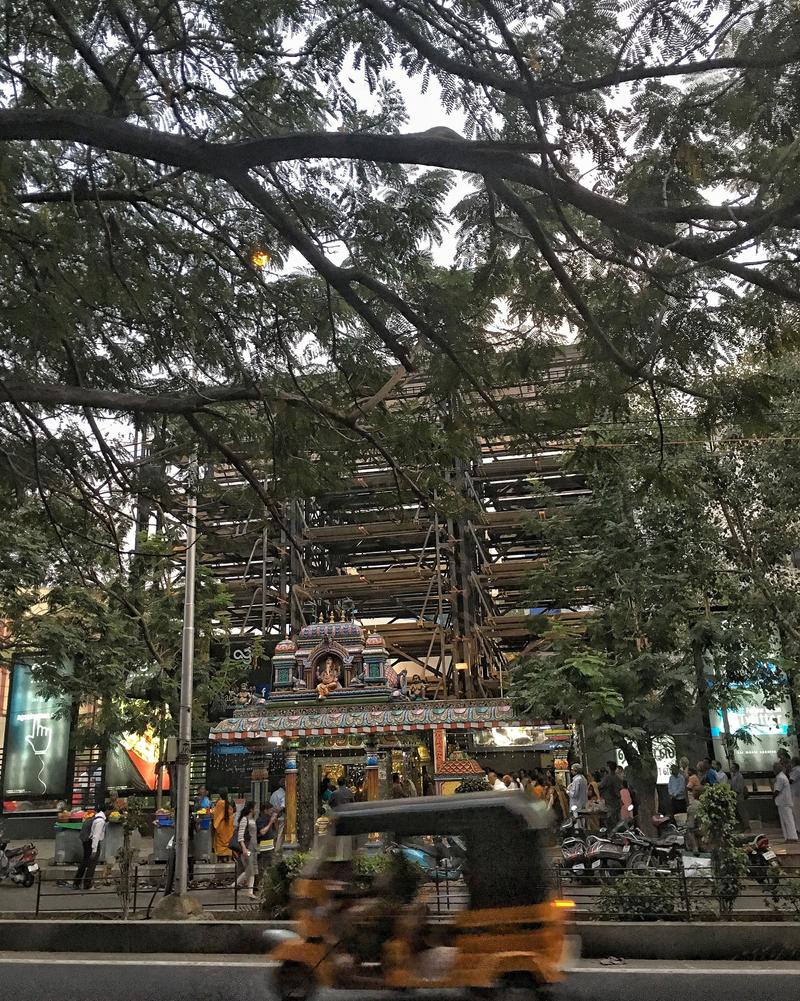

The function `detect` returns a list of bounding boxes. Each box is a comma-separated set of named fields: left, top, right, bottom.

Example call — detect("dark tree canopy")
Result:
left=1, top=1, right=800, bottom=735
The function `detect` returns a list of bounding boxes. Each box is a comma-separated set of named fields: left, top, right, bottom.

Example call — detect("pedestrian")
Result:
left=212, top=788, right=236, bottom=861
left=730, top=762, right=750, bottom=831
left=586, top=770, right=603, bottom=830
left=790, top=757, right=800, bottom=829
left=234, top=800, right=258, bottom=898
left=319, top=776, right=335, bottom=811
left=685, top=788, right=703, bottom=852
left=353, top=778, right=367, bottom=802
left=620, top=779, right=635, bottom=824
left=401, top=775, right=419, bottom=797
left=686, top=767, right=701, bottom=798
left=486, top=770, right=506, bottom=791
left=329, top=775, right=355, bottom=809
left=501, top=774, right=514, bottom=789
left=193, top=785, right=211, bottom=811
left=270, top=779, right=286, bottom=851
left=391, top=772, right=407, bottom=798
left=531, top=771, right=546, bottom=800
left=668, top=763, right=688, bottom=818
left=713, top=761, right=729, bottom=786
left=256, top=804, right=277, bottom=874
left=599, top=761, right=623, bottom=827
left=567, top=763, right=588, bottom=817
left=698, top=759, right=717, bottom=786
left=773, top=760, right=799, bottom=843
left=73, top=803, right=106, bottom=890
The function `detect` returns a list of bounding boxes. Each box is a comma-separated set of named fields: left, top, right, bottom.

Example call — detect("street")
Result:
left=0, top=954, right=797, bottom=1001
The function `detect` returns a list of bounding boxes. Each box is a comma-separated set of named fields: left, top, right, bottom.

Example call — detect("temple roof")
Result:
left=210, top=698, right=530, bottom=739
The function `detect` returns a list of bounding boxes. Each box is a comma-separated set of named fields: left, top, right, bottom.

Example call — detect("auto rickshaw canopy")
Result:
left=331, top=791, right=552, bottom=909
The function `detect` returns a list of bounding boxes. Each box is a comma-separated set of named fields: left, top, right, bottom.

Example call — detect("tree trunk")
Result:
left=619, top=742, right=658, bottom=836
left=691, top=633, right=716, bottom=760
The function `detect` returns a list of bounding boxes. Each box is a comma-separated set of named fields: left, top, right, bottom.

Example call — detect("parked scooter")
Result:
left=734, top=832, right=780, bottom=887
left=561, top=808, right=633, bottom=880
left=0, top=832, right=39, bottom=888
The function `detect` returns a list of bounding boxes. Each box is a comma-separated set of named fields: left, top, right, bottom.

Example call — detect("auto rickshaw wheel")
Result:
left=488, top=971, right=548, bottom=1001
left=272, top=962, right=316, bottom=1001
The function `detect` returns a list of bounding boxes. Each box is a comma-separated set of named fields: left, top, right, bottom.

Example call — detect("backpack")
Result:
left=79, top=816, right=94, bottom=844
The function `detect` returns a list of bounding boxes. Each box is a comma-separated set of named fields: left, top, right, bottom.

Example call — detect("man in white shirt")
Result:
left=270, top=779, right=286, bottom=850
left=73, top=804, right=107, bottom=890
left=567, top=764, right=588, bottom=817
left=486, top=770, right=507, bottom=791
left=773, top=762, right=798, bottom=842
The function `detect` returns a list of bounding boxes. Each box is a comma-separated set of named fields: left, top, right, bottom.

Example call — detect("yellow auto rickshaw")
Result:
left=270, top=791, right=574, bottom=1001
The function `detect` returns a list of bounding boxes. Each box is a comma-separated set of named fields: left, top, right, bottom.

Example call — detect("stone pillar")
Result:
left=433, top=727, right=447, bottom=795
left=365, top=743, right=380, bottom=801
left=284, top=747, right=299, bottom=848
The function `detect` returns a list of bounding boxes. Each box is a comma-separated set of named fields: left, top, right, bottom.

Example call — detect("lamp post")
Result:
left=173, top=452, right=197, bottom=899
left=155, top=453, right=203, bottom=917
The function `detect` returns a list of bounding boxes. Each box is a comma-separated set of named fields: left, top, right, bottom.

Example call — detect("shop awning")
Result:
left=210, top=698, right=531, bottom=741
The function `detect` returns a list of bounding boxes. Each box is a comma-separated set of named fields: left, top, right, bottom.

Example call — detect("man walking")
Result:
left=668, top=763, right=687, bottom=818
left=73, top=803, right=107, bottom=890
left=567, top=764, right=588, bottom=818
left=328, top=776, right=355, bottom=809
left=773, top=760, right=798, bottom=842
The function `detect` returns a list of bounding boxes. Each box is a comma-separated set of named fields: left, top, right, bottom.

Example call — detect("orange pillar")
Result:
left=365, top=743, right=380, bottom=801
left=284, top=747, right=299, bottom=848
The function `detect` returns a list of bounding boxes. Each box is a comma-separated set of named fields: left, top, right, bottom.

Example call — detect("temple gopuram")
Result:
left=211, top=611, right=572, bottom=849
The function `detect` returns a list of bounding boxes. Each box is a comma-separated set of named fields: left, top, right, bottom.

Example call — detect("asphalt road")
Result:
left=0, top=955, right=798, bottom=1001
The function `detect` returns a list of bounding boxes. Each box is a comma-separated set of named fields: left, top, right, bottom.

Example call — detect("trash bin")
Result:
left=54, top=826, right=84, bottom=864
left=152, top=823, right=174, bottom=862
left=103, top=822, right=124, bottom=864
left=193, top=826, right=212, bottom=862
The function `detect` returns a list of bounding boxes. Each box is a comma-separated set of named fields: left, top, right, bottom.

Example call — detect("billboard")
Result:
left=711, top=698, right=798, bottom=772
left=2, top=663, right=71, bottom=798
left=106, top=726, right=170, bottom=792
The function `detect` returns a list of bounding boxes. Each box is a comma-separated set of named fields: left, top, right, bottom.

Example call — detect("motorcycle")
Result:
left=399, top=836, right=466, bottom=882
left=734, top=832, right=780, bottom=887
left=560, top=810, right=632, bottom=880
left=0, top=833, right=39, bottom=888
left=623, top=819, right=684, bottom=872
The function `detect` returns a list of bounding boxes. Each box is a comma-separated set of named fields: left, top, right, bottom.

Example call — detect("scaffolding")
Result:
left=197, top=348, right=589, bottom=696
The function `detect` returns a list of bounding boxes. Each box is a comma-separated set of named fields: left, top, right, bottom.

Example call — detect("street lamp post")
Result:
left=174, top=453, right=197, bottom=899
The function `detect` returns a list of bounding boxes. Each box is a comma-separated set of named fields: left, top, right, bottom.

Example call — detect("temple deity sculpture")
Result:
left=316, top=654, right=344, bottom=700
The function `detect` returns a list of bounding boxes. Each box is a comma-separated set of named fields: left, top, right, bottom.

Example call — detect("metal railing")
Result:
left=33, top=863, right=250, bottom=917
left=553, top=862, right=800, bottom=921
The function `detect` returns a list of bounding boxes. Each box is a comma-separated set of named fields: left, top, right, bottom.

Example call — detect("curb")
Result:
left=1, top=919, right=800, bottom=960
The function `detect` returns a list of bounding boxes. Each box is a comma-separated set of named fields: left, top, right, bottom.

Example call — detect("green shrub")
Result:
left=596, top=871, right=680, bottom=921
left=454, top=777, right=491, bottom=793
left=697, top=785, right=748, bottom=914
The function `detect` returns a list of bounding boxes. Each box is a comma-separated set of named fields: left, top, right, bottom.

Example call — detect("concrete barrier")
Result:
left=1, top=918, right=800, bottom=960
left=578, top=921, right=800, bottom=961
left=0, top=919, right=296, bottom=954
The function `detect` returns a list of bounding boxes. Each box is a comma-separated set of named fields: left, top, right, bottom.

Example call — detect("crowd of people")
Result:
left=480, top=753, right=800, bottom=847
left=205, top=781, right=287, bottom=899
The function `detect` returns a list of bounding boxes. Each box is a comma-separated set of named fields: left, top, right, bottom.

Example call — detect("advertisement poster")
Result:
left=616, top=736, right=677, bottom=785
left=711, top=697, right=798, bottom=772
left=2, top=663, right=71, bottom=798
left=106, top=726, right=170, bottom=792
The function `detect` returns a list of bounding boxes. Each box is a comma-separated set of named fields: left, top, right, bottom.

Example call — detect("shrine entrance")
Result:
left=314, top=754, right=367, bottom=815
